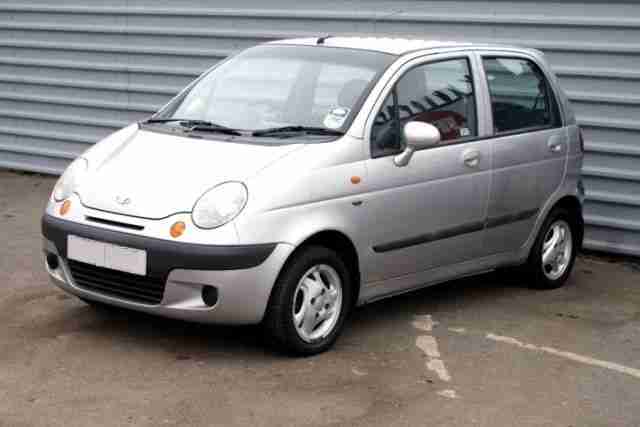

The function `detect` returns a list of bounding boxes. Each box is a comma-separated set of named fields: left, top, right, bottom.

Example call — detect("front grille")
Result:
left=85, top=216, right=145, bottom=231
left=67, top=260, right=165, bottom=304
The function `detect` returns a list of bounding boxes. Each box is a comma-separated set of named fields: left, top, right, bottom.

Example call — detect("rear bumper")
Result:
left=42, top=214, right=293, bottom=324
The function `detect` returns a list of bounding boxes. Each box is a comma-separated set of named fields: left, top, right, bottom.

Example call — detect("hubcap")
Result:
left=292, top=264, right=343, bottom=343
left=541, top=220, right=573, bottom=281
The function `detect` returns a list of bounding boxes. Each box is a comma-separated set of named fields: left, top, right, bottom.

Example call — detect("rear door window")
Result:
left=482, top=57, right=561, bottom=134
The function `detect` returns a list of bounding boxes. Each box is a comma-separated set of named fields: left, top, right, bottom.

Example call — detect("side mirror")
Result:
left=394, top=121, right=441, bottom=167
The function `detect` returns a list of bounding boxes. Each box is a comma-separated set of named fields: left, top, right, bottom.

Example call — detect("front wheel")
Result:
left=525, top=207, right=579, bottom=289
left=262, top=246, right=352, bottom=356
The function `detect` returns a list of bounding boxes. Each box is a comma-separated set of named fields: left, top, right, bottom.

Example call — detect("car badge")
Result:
left=115, top=195, right=131, bottom=206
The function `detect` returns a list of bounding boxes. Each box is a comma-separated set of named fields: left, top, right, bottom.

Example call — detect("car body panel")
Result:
left=361, top=139, right=491, bottom=282
left=483, top=127, right=568, bottom=254
left=356, top=50, right=493, bottom=284
left=44, top=237, right=294, bottom=324
left=79, top=127, right=304, bottom=220
left=42, top=38, right=584, bottom=325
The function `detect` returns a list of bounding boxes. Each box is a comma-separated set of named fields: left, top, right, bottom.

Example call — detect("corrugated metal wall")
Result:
left=1, top=0, right=639, bottom=256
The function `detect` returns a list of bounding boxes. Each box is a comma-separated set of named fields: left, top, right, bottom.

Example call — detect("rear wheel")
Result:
left=525, top=207, right=578, bottom=289
left=263, top=246, right=352, bottom=356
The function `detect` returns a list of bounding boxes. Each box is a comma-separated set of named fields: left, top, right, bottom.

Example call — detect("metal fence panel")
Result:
left=1, top=0, right=639, bottom=256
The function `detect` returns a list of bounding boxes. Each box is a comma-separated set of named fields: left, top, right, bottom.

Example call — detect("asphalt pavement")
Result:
left=1, top=169, right=639, bottom=427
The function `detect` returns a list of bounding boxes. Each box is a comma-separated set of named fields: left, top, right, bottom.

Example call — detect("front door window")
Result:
left=371, top=58, right=478, bottom=157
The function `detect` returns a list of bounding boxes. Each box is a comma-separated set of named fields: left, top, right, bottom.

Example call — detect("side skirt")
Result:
left=358, top=249, right=526, bottom=306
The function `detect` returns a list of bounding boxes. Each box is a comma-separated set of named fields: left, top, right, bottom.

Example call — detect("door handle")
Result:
left=548, top=136, right=565, bottom=153
left=462, top=149, right=481, bottom=168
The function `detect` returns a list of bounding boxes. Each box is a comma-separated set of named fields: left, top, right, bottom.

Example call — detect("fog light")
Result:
left=170, top=221, right=186, bottom=238
left=59, top=199, right=71, bottom=216
left=201, top=286, right=218, bottom=307
left=46, top=253, right=59, bottom=270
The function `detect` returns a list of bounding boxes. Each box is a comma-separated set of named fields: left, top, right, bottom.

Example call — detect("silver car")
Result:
left=42, top=37, right=584, bottom=355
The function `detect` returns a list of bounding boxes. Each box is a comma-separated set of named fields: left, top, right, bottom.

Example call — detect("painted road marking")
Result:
left=427, top=359, right=452, bottom=383
left=416, top=335, right=441, bottom=358
left=449, top=326, right=640, bottom=380
left=413, top=314, right=457, bottom=398
left=412, top=314, right=438, bottom=332
left=351, top=367, right=367, bottom=377
left=487, top=333, right=640, bottom=380
left=437, top=389, right=458, bottom=399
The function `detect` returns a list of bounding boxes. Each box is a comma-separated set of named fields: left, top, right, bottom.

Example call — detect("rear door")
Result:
left=478, top=53, right=568, bottom=255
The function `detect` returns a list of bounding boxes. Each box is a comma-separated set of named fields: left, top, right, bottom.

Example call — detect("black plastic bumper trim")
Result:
left=42, top=214, right=276, bottom=279
left=372, top=220, right=485, bottom=253
left=485, top=208, right=539, bottom=229
left=372, top=208, right=540, bottom=253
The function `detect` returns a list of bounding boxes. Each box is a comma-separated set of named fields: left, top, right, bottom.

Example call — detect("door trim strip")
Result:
left=372, top=220, right=484, bottom=253
left=486, top=208, right=539, bottom=229
left=372, top=208, right=539, bottom=253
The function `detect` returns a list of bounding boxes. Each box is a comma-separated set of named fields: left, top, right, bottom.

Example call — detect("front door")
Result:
left=361, top=55, right=491, bottom=284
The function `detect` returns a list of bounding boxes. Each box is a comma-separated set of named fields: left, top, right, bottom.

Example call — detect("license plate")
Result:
left=67, top=235, right=147, bottom=276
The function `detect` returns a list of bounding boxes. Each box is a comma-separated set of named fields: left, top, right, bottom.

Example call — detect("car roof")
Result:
left=269, top=36, right=539, bottom=57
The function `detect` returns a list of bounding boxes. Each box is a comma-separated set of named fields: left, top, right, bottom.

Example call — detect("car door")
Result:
left=478, top=54, right=568, bottom=255
left=361, top=54, right=492, bottom=284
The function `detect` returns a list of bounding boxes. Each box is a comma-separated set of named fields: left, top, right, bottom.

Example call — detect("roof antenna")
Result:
left=316, top=35, right=332, bottom=45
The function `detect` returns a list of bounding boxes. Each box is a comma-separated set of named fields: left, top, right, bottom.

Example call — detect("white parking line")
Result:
left=438, top=391, right=457, bottom=399
left=412, top=314, right=438, bottom=332
left=413, top=314, right=455, bottom=392
left=416, top=335, right=441, bottom=358
left=487, top=333, right=640, bottom=380
left=427, top=359, right=452, bottom=383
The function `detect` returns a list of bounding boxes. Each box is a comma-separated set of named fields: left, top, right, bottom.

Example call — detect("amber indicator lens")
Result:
left=350, top=176, right=361, bottom=184
left=170, top=221, right=186, bottom=238
left=59, top=200, right=71, bottom=216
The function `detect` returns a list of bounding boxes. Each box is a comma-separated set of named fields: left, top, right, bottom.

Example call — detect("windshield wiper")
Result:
left=143, top=118, right=206, bottom=125
left=188, top=123, right=242, bottom=136
left=252, top=126, right=345, bottom=137
left=142, top=118, right=242, bottom=136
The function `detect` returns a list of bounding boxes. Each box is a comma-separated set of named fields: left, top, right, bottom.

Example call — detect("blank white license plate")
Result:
left=67, top=235, right=147, bottom=276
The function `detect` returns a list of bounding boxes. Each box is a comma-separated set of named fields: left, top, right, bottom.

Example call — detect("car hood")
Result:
left=78, top=126, right=303, bottom=219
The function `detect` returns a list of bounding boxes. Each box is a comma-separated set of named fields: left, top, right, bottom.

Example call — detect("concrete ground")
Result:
left=1, top=168, right=639, bottom=427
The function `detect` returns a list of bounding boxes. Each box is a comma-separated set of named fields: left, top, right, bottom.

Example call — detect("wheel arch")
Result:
left=519, top=193, right=584, bottom=265
left=550, top=195, right=584, bottom=250
left=275, top=230, right=362, bottom=312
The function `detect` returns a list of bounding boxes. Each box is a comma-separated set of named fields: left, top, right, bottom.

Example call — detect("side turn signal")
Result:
left=59, top=200, right=71, bottom=216
left=170, top=221, right=186, bottom=238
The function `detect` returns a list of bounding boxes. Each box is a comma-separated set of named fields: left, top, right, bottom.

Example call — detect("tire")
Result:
left=263, top=245, right=352, bottom=356
left=525, top=207, right=579, bottom=289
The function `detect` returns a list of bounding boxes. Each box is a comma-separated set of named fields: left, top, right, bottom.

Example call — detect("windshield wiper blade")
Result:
left=143, top=118, right=203, bottom=124
left=189, top=123, right=242, bottom=136
left=143, top=118, right=242, bottom=136
left=252, top=126, right=345, bottom=137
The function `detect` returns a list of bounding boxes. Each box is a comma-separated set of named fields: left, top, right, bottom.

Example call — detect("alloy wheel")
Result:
left=292, top=264, right=343, bottom=343
left=541, top=219, right=573, bottom=281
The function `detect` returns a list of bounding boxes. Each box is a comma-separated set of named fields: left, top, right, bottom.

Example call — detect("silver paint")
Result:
left=43, top=39, right=583, bottom=324
left=292, top=264, right=343, bottom=343
left=542, top=220, right=573, bottom=280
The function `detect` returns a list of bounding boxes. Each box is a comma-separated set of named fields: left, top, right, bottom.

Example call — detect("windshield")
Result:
left=153, top=44, right=395, bottom=133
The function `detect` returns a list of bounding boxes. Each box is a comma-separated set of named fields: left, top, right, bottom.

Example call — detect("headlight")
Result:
left=53, top=158, right=88, bottom=202
left=192, top=182, right=248, bottom=229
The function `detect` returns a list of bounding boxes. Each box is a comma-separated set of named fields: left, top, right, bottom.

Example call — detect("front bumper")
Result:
left=42, top=214, right=294, bottom=324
